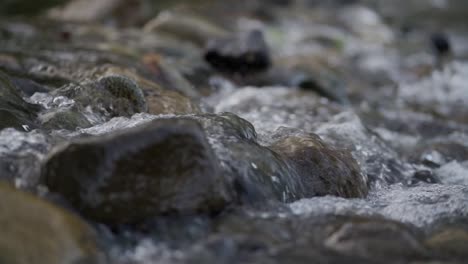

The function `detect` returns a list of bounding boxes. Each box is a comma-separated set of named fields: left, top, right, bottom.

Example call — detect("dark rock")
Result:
left=295, top=71, right=349, bottom=104
left=0, top=71, right=41, bottom=131
left=430, top=32, right=451, bottom=57
left=0, top=181, right=105, bottom=264
left=11, top=77, right=49, bottom=96
left=0, top=0, right=65, bottom=15
left=410, top=170, right=440, bottom=185
left=41, top=118, right=232, bottom=225
left=204, top=30, right=271, bottom=75
left=269, top=128, right=368, bottom=198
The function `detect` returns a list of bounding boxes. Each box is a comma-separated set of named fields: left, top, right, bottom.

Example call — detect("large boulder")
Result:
left=41, top=118, right=232, bottom=225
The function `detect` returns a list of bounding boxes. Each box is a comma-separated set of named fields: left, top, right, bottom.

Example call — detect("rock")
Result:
left=99, top=65, right=201, bottom=115
left=39, top=106, right=92, bottom=130
left=0, top=71, right=41, bottom=131
left=338, top=5, right=394, bottom=44
left=412, top=142, right=468, bottom=167
left=52, top=74, right=147, bottom=119
left=144, top=11, right=228, bottom=47
left=410, top=170, right=440, bottom=185
left=41, top=118, right=231, bottom=225
left=146, top=89, right=201, bottom=115
left=269, top=128, right=368, bottom=198
left=47, top=0, right=136, bottom=25
left=204, top=30, right=271, bottom=75
left=192, top=113, right=308, bottom=203
left=430, top=32, right=452, bottom=57
left=0, top=0, right=65, bottom=15
left=295, top=70, right=349, bottom=104
left=0, top=181, right=105, bottom=264
left=213, top=213, right=428, bottom=263
left=98, top=75, right=148, bottom=113
left=315, top=111, right=410, bottom=185
left=324, top=218, right=428, bottom=261
left=426, top=227, right=468, bottom=261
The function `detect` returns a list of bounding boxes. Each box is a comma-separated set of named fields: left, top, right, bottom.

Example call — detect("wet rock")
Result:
left=338, top=5, right=394, bottom=44
left=99, top=65, right=200, bottom=115
left=39, top=107, right=92, bottom=130
left=410, top=170, right=440, bottom=185
left=426, top=227, right=468, bottom=261
left=146, top=89, right=201, bottom=115
left=214, top=213, right=428, bottom=263
left=0, top=71, right=40, bottom=131
left=11, top=77, right=49, bottom=96
left=324, top=218, right=428, bottom=261
left=0, top=0, right=65, bottom=15
left=315, top=111, right=410, bottom=185
left=52, top=74, right=147, bottom=119
left=431, top=32, right=452, bottom=57
left=269, top=128, right=368, bottom=198
left=412, top=142, right=468, bottom=167
left=204, top=30, right=271, bottom=75
left=99, top=75, right=148, bottom=113
left=47, top=0, right=142, bottom=26
left=144, top=11, right=228, bottom=47
left=41, top=118, right=231, bottom=225
left=295, top=71, right=349, bottom=104
left=0, top=181, right=105, bottom=264
left=192, top=113, right=308, bottom=203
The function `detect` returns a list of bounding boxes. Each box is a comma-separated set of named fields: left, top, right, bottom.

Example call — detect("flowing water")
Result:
left=0, top=0, right=467, bottom=263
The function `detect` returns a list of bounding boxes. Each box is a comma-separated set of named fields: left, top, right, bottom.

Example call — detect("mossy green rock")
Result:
left=42, top=118, right=231, bottom=225
left=0, top=181, right=105, bottom=264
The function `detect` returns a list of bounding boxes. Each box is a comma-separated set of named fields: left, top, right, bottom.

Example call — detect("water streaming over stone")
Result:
left=0, top=0, right=467, bottom=263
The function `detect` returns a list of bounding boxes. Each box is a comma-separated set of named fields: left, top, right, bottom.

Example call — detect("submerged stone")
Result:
left=42, top=118, right=231, bottom=225
left=0, top=181, right=105, bottom=264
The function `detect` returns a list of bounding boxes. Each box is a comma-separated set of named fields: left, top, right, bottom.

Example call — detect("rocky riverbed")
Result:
left=0, top=0, right=467, bottom=263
